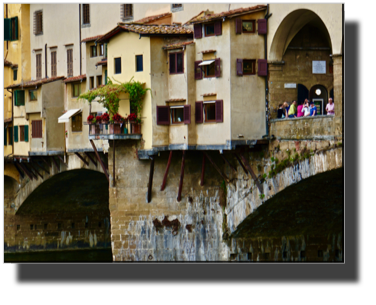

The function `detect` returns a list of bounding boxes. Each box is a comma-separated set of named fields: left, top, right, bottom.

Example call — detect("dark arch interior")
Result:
left=17, top=169, right=109, bottom=215
left=233, top=168, right=343, bottom=238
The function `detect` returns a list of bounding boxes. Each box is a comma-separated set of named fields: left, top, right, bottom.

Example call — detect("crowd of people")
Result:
left=277, top=98, right=334, bottom=119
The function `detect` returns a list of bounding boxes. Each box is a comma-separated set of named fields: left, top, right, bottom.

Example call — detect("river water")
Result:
left=4, top=248, right=112, bottom=262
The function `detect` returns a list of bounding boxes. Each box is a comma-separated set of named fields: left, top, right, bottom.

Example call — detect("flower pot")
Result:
left=132, top=123, right=141, bottom=134
left=90, top=124, right=100, bottom=135
left=109, top=123, right=121, bottom=134
left=124, top=127, right=128, bottom=134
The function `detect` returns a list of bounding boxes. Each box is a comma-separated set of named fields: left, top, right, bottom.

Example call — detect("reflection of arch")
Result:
left=270, top=9, right=333, bottom=61
left=310, top=85, right=328, bottom=115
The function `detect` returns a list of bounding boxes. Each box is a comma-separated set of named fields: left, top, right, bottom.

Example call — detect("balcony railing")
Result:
left=87, top=121, right=142, bottom=140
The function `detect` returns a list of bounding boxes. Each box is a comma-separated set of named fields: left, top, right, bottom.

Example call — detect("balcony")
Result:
left=87, top=121, right=142, bottom=140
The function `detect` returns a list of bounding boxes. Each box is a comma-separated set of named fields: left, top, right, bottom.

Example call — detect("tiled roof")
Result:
left=96, top=59, right=107, bottom=66
left=82, top=35, right=103, bottom=43
left=98, top=23, right=193, bottom=42
left=5, top=76, right=65, bottom=89
left=202, top=93, right=217, bottom=97
left=166, top=98, right=186, bottom=102
left=4, top=59, right=13, bottom=66
left=64, top=75, right=86, bottom=83
left=185, top=5, right=267, bottom=24
left=202, top=50, right=216, bottom=54
left=162, top=40, right=194, bottom=50
left=134, top=12, right=172, bottom=24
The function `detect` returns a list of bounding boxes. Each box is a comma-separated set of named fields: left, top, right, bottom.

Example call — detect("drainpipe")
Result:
left=79, top=4, right=82, bottom=76
left=45, top=44, right=48, bottom=78
left=263, top=4, right=271, bottom=138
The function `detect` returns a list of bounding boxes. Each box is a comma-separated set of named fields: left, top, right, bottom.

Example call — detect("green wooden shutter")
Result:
left=24, top=125, right=29, bottom=142
left=4, top=18, right=11, bottom=41
left=14, top=91, right=18, bottom=106
left=9, top=127, right=13, bottom=145
left=104, top=70, right=107, bottom=84
left=4, top=127, right=8, bottom=145
left=19, top=90, right=25, bottom=106
left=14, top=126, right=18, bottom=142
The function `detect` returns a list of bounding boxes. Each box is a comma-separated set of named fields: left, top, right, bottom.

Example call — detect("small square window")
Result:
left=205, top=23, right=215, bottom=37
left=29, top=90, right=38, bottom=101
left=242, top=20, right=255, bottom=33
left=204, top=103, right=216, bottom=122
left=72, top=83, right=81, bottom=97
left=169, top=52, right=184, bottom=74
left=204, top=62, right=216, bottom=78
left=72, top=113, right=82, bottom=132
left=243, top=59, right=256, bottom=75
left=171, top=107, right=184, bottom=124
left=136, top=55, right=143, bottom=72
left=90, top=45, right=97, bottom=57
left=114, top=57, right=121, bottom=74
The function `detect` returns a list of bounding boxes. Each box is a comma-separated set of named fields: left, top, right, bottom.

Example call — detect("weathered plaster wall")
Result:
left=29, top=113, right=45, bottom=153
left=230, top=11, right=266, bottom=140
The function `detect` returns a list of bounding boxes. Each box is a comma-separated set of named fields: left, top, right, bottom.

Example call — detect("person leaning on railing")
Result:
left=310, top=102, right=317, bottom=116
left=288, top=100, right=297, bottom=118
left=301, top=99, right=311, bottom=117
left=326, top=98, right=335, bottom=115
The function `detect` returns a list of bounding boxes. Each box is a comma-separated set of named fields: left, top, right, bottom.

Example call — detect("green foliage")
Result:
left=271, top=157, right=275, bottom=162
left=337, top=142, right=342, bottom=147
left=259, top=151, right=265, bottom=158
left=220, top=180, right=227, bottom=196
left=259, top=194, right=265, bottom=200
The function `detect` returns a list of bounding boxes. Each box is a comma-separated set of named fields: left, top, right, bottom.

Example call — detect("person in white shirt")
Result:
left=301, top=99, right=311, bottom=117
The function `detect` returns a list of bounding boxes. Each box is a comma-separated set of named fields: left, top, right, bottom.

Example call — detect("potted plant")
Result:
left=87, top=115, right=94, bottom=124
left=96, top=115, right=102, bottom=124
left=87, top=115, right=99, bottom=135
left=128, top=113, right=141, bottom=134
left=109, top=113, right=122, bottom=134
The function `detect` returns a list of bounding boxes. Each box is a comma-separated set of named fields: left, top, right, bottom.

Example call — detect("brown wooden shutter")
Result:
left=235, top=18, right=242, bottom=34
left=33, top=11, right=36, bottom=35
left=194, top=24, right=202, bottom=39
left=195, top=61, right=202, bottom=80
left=215, top=100, right=223, bottom=122
left=195, top=101, right=203, bottom=123
left=67, top=49, right=73, bottom=77
left=36, top=54, right=42, bottom=79
left=236, top=59, right=243, bottom=76
left=39, top=12, right=43, bottom=34
left=183, top=105, right=191, bottom=124
left=214, top=20, right=222, bottom=36
left=258, top=59, right=267, bottom=76
left=257, top=19, right=267, bottom=35
left=156, top=106, right=170, bottom=125
left=51, top=51, right=57, bottom=77
left=215, top=58, right=221, bottom=77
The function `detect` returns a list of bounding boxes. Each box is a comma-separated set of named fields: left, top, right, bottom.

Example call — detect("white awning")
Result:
left=198, top=60, right=215, bottom=66
left=58, top=109, right=81, bottom=123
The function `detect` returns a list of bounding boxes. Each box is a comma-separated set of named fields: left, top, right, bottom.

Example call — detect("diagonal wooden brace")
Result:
left=90, top=140, right=109, bottom=183
left=177, top=150, right=186, bottom=202
left=203, top=152, right=229, bottom=183
left=147, top=156, right=155, bottom=203
left=75, top=152, right=89, bottom=166
left=161, top=151, right=173, bottom=191
left=239, top=153, right=263, bottom=194
left=233, top=153, right=248, bottom=175
left=51, top=156, right=60, bottom=173
left=221, top=153, right=237, bottom=173
left=200, top=153, right=206, bottom=186
left=85, top=152, right=97, bottom=167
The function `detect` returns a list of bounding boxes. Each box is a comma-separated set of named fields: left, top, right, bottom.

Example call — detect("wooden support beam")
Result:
left=147, top=157, right=155, bottom=203
left=85, top=152, right=97, bottom=167
left=51, top=156, right=60, bottom=173
left=13, top=161, right=25, bottom=179
left=24, top=163, right=38, bottom=180
left=233, top=153, right=248, bottom=175
left=239, top=153, right=263, bottom=194
left=203, top=152, right=229, bottom=183
left=90, top=140, right=109, bottom=183
left=57, top=155, right=65, bottom=164
left=19, top=162, right=34, bottom=180
left=29, top=163, right=43, bottom=179
left=112, top=140, right=116, bottom=187
left=33, top=159, right=50, bottom=175
left=200, top=153, right=206, bottom=186
left=75, top=152, right=89, bottom=166
left=177, top=150, right=186, bottom=202
left=42, top=156, right=51, bottom=168
left=221, top=154, right=237, bottom=173
left=160, top=151, right=173, bottom=191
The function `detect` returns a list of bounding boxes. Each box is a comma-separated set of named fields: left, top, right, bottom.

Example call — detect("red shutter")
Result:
left=194, top=24, right=202, bottom=39
left=215, top=100, right=223, bottom=123
left=195, top=101, right=203, bottom=123
left=156, top=106, right=170, bottom=125
left=258, top=59, right=267, bottom=76
left=195, top=60, right=202, bottom=80
left=257, top=19, right=267, bottom=35
left=237, top=59, right=243, bottom=76
left=235, top=18, right=242, bottom=34
left=214, top=20, right=222, bottom=36
left=215, top=58, right=221, bottom=77
left=184, top=105, right=191, bottom=124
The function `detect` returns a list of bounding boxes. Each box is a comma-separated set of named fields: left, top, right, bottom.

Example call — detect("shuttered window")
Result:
left=32, top=120, right=42, bottom=138
left=51, top=51, right=57, bottom=77
left=11, top=17, right=18, bottom=40
left=156, top=106, right=170, bottom=125
left=83, top=4, right=90, bottom=25
left=114, top=57, right=121, bottom=74
left=72, top=113, right=82, bottom=132
left=29, top=90, right=38, bottom=101
left=183, top=105, right=191, bottom=124
left=14, top=90, right=25, bottom=106
left=171, top=107, right=184, bottom=124
left=13, top=68, right=17, bottom=81
left=19, top=126, right=25, bottom=142
left=121, top=4, right=133, bottom=19
left=205, top=23, right=215, bottom=37
left=36, top=53, right=42, bottom=79
left=237, top=59, right=256, bottom=76
left=194, top=24, right=202, bottom=39
left=97, top=76, right=102, bottom=86
left=169, top=52, right=184, bottom=74
left=204, top=59, right=220, bottom=78
left=104, top=70, right=108, bottom=84
left=242, top=20, right=255, bottom=33
left=4, top=18, right=11, bottom=41
left=257, top=19, right=267, bottom=35
left=24, top=125, right=29, bottom=142
left=195, top=101, right=203, bottom=123
left=203, top=100, right=223, bottom=123
left=90, top=45, right=97, bottom=57
left=4, top=127, right=7, bottom=145
left=67, top=49, right=73, bottom=77
left=215, top=100, right=223, bottom=122
left=214, top=20, right=222, bottom=36
left=8, top=127, right=13, bottom=145
left=215, top=58, right=221, bottom=77
left=195, top=61, right=202, bottom=80
left=258, top=59, right=267, bottom=76
left=14, top=126, right=18, bottom=142
left=235, top=18, right=242, bottom=34
left=33, top=10, right=43, bottom=35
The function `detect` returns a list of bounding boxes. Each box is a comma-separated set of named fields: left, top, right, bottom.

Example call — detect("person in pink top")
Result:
left=326, top=98, right=335, bottom=115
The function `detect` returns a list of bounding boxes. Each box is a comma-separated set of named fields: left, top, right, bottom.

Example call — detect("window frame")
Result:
left=123, top=4, right=133, bottom=20
left=97, top=75, right=102, bottom=87
left=67, top=49, right=73, bottom=77
left=19, top=126, right=25, bottom=142
left=204, top=23, right=215, bottom=37
left=29, top=90, right=38, bottom=101
left=135, top=55, right=143, bottom=72
left=114, top=57, right=122, bottom=74
left=99, top=44, right=104, bottom=56
left=34, top=10, right=43, bottom=36
left=204, top=62, right=216, bottom=78
left=170, top=106, right=185, bottom=125
left=90, top=45, right=97, bottom=57
left=10, top=17, right=18, bottom=41
left=71, top=113, right=83, bottom=132
left=203, top=101, right=216, bottom=123
left=242, top=20, right=256, bottom=33
left=32, top=120, right=42, bottom=138
left=72, top=83, right=81, bottom=98
left=90, top=76, right=94, bottom=89
left=243, top=59, right=256, bottom=75
left=169, top=51, right=184, bottom=75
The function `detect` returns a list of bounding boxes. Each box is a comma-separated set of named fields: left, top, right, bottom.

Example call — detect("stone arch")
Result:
left=269, top=9, right=333, bottom=61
